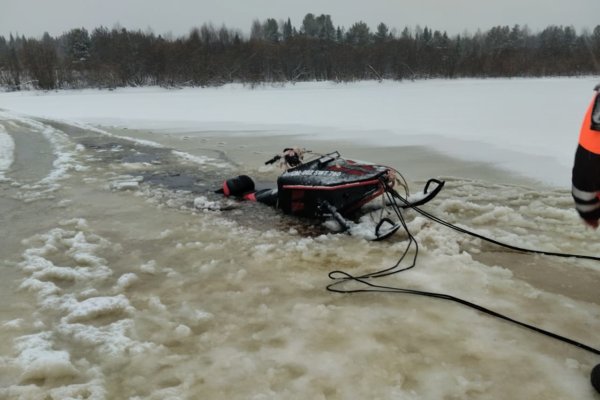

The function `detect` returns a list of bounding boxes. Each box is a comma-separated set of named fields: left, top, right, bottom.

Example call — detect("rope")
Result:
left=327, top=179, right=600, bottom=356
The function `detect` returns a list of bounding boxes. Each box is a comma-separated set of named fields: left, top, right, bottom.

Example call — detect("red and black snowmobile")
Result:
left=217, top=149, right=444, bottom=240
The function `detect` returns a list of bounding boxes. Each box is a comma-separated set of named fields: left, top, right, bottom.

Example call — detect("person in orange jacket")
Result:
left=572, top=84, right=600, bottom=229
left=572, top=85, right=600, bottom=394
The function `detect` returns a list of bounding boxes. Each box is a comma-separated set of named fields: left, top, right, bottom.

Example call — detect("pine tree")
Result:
left=282, top=18, right=293, bottom=41
left=65, top=28, right=91, bottom=63
left=263, top=19, right=280, bottom=42
left=315, top=15, right=335, bottom=40
left=374, top=23, right=390, bottom=42
left=250, top=19, right=264, bottom=41
left=302, top=13, right=319, bottom=37
left=346, top=22, right=371, bottom=45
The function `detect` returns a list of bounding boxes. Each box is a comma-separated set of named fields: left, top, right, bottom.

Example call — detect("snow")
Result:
left=193, top=195, right=223, bottom=211
left=114, top=273, right=140, bottom=291
left=63, top=295, right=133, bottom=323
left=14, top=332, right=79, bottom=381
left=0, top=111, right=82, bottom=202
left=109, top=179, right=140, bottom=191
left=0, top=123, right=15, bottom=180
left=173, top=150, right=229, bottom=168
left=0, top=78, right=598, bottom=186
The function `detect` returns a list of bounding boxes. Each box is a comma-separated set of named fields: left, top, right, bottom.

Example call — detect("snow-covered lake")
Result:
left=0, top=78, right=599, bottom=399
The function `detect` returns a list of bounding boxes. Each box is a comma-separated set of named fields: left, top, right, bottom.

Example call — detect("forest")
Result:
left=1, top=13, right=599, bottom=90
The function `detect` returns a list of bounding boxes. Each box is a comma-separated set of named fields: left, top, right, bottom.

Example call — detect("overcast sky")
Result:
left=2, top=0, right=600, bottom=39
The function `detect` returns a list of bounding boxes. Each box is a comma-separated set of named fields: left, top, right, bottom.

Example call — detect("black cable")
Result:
left=391, top=188, right=600, bottom=262
left=327, top=178, right=600, bottom=356
left=328, top=273, right=600, bottom=356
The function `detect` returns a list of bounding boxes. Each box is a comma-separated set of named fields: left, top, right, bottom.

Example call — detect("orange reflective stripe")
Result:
left=578, top=94, right=600, bottom=154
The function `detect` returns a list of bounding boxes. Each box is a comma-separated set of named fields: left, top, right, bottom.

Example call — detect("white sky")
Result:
left=2, top=0, right=600, bottom=39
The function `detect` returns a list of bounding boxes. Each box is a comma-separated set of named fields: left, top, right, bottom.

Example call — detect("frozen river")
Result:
left=0, top=79, right=599, bottom=399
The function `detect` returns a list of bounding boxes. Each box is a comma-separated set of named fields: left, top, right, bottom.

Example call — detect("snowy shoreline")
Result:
left=1, top=77, right=598, bottom=187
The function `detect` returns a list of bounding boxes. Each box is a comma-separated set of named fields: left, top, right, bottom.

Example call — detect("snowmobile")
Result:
left=217, top=148, right=445, bottom=240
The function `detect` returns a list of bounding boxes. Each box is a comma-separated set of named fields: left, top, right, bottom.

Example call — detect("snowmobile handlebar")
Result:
left=265, top=148, right=312, bottom=166
left=265, top=155, right=282, bottom=165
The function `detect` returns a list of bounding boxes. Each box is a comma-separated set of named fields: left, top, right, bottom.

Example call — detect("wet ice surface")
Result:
left=0, top=116, right=599, bottom=400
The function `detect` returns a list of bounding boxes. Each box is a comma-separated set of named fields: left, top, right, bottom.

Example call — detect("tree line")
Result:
left=1, top=13, right=599, bottom=90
